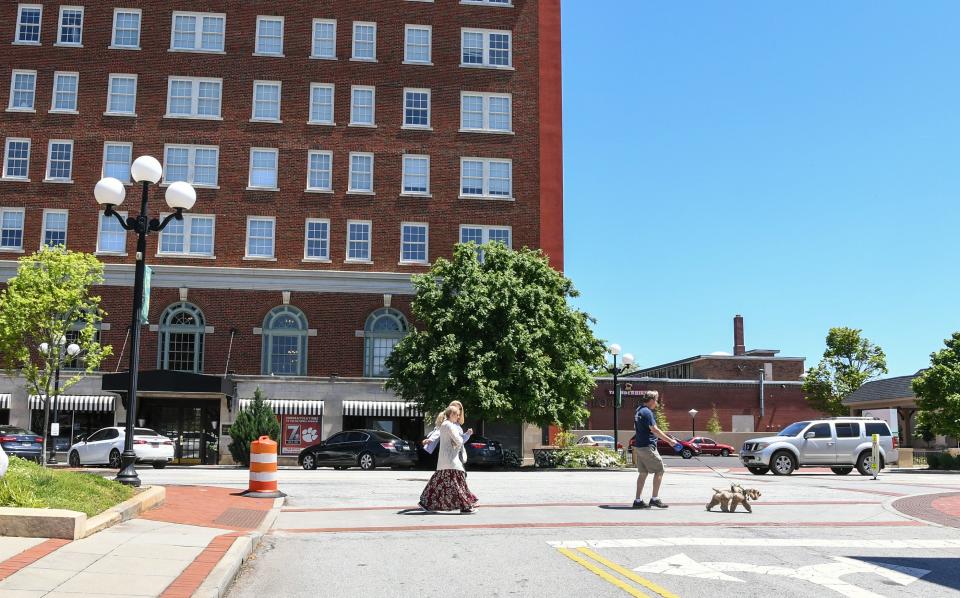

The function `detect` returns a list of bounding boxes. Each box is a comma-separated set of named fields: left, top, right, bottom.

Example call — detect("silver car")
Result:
left=739, top=417, right=899, bottom=476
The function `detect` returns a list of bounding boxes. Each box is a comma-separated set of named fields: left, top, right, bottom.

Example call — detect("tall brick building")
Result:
left=0, top=0, right=562, bottom=463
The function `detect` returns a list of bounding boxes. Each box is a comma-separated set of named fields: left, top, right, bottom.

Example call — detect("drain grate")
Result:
left=214, top=508, right=267, bottom=529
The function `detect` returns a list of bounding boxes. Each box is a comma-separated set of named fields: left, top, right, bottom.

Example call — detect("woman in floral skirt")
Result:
left=419, top=404, right=478, bottom=514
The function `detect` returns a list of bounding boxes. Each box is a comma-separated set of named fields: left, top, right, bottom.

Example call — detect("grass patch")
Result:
left=0, top=457, right=134, bottom=517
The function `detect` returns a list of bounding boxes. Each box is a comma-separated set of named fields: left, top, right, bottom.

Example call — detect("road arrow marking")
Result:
left=633, top=553, right=744, bottom=582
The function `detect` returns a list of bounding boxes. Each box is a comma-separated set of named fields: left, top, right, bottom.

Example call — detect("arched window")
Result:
left=158, top=302, right=205, bottom=373
left=364, top=308, right=409, bottom=377
left=262, top=306, right=308, bottom=376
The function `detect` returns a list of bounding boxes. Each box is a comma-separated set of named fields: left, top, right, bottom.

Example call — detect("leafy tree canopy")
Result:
left=802, top=327, right=887, bottom=416
left=385, top=242, right=606, bottom=429
left=912, top=332, right=960, bottom=440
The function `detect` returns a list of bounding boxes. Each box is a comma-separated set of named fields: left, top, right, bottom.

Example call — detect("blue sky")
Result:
left=562, top=1, right=960, bottom=376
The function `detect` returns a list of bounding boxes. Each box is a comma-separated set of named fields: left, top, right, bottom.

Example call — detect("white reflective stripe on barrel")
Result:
left=250, top=452, right=277, bottom=464
left=249, top=471, right=279, bottom=482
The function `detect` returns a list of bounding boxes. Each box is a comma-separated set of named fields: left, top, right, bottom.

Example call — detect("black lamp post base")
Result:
left=115, top=452, right=141, bottom=487
left=46, top=456, right=58, bottom=465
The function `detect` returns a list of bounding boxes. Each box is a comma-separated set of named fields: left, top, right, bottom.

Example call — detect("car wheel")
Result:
left=856, top=451, right=884, bottom=476
left=720, top=449, right=730, bottom=457
left=302, top=453, right=317, bottom=470
left=152, top=461, right=167, bottom=469
left=358, top=452, right=376, bottom=470
left=771, top=451, right=796, bottom=475
left=108, top=449, right=122, bottom=469
left=748, top=466, right=769, bottom=475
left=831, top=466, right=853, bottom=475
left=681, top=448, right=694, bottom=459
left=68, top=451, right=81, bottom=468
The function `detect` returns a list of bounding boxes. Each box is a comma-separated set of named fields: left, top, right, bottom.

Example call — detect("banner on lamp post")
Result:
left=140, top=266, right=152, bottom=324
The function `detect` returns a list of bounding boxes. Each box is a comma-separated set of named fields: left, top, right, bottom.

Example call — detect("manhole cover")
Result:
left=214, top=508, right=267, bottom=529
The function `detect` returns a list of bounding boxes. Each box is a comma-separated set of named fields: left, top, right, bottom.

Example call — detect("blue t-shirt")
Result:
left=634, top=406, right=657, bottom=448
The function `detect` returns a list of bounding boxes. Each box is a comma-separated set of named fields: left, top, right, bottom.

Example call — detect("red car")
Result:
left=628, top=435, right=701, bottom=459
left=687, top=436, right=735, bottom=457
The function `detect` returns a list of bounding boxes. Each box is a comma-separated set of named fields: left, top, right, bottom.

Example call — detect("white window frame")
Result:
left=8, top=69, right=37, bottom=112
left=460, top=28, right=513, bottom=69
left=401, top=154, right=430, bottom=197
left=348, top=152, right=375, bottom=195
left=245, top=216, right=276, bottom=260
left=15, top=4, right=42, bottom=45
left=345, top=220, right=372, bottom=263
left=56, top=6, right=84, bottom=47
left=0, top=207, right=26, bottom=252
left=50, top=71, right=79, bottom=114
left=96, top=210, right=127, bottom=255
left=247, top=148, right=279, bottom=191
left=110, top=8, right=142, bottom=50
left=350, top=85, right=376, bottom=127
left=165, top=76, right=223, bottom=120
left=305, top=150, right=333, bottom=192
left=311, top=18, right=337, bottom=59
left=157, top=213, right=216, bottom=258
left=459, top=224, right=512, bottom=248
left=402, top=88, right=431, bottom=130
left=460, top=157, right=513, bottom=199
left=170, top=11, right=226, bottom=53
left=254, top=15, right=284, bottom=56
left=308, top=83, right=335, bottom=125
left=101, top=141, right=133, bottom=183
left=461, top=0, right=514, bottom=6
left=400, top=222, right=429, bottom=265
left=41, top=208, right=69, bottom=249
left=162, top=144, right=220, bottom=188
left=105, top=74, right=138, bottom=116
left=303, top=218, right=331, bottom=262
left=2, top=138, right=31, bottom=181
left=44, top=139, right=74, bottom=183
left=404, top=25, right=432, bottom=65
left=460, top=91, right=513, bottom=133
left=251, top=80, right=282, bottom=123
left=351, top=21, right=377, bottom=61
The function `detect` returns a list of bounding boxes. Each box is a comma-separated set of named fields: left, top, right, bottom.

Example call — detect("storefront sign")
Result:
left=279, top=414, right=322, bottom=455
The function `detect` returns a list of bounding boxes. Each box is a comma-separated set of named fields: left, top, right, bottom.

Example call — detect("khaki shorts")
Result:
left=635, top=446, right=665, bottom=474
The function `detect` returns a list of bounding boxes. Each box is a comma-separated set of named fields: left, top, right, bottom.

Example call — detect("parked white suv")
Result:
left=740, top=417, right=898, bottom=476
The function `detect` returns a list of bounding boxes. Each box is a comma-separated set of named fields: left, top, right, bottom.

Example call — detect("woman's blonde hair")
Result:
left=435, top=400, right=465, bottom=427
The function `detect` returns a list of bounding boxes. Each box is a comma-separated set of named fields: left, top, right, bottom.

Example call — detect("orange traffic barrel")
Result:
left=241, top=436, right=286, bottom=498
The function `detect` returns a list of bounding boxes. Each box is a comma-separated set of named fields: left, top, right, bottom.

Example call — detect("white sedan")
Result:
left=576, top=435, right=616, bottom=449
left=68, top=427, right=174, bottom=469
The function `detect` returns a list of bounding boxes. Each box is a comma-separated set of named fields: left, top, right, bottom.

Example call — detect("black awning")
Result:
left=102, top=370, right=235, bottom=396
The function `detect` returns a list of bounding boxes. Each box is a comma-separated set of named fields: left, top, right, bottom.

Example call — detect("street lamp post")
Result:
left=39, top=340, right=81, bottom=464
left=606, top=344, right=635, bottom=454
left=95, top=157, right=196, bottom=487
left=688, top=408, right=699, bottom=439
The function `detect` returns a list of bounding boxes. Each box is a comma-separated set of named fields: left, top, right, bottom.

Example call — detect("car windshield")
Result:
left=370, top=430, right=400, bottom=441
left=0, top=427, right=33, bottom=435
left=594, top=436, right=614, bottom=442
left=778, top=422, right=811, bottom=437
left=133, top=428, right=160, bottom=436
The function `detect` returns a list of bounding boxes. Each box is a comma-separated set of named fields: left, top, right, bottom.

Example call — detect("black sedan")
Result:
left=298, top=429, right=418, bottom=471
left=417, top=434, right=505, bottom=468
left=0, top=426, right=44, bottom=463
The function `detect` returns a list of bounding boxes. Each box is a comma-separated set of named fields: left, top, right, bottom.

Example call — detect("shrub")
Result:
left=554, top=429, right=576, bottom=448
left=927, top=453, right=941, bottom=469
left=228, top=387, right=280, bottom=466
left=502, top=449, right=522, bottom=468
left=534, top=447, right=625, bottom=469
left=706, top=405, right=723, bottom=434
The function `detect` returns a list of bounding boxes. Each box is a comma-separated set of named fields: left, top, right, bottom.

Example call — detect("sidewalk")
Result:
left=0, top=486, right=281, bottom=598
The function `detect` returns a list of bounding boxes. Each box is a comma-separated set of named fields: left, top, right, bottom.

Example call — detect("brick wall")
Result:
left=688, top=357, right=805, bottom=381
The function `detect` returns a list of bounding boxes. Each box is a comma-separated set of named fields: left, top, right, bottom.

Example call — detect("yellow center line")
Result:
left=556, top=548, right=652, bottom=598
left=576, top=547, right=682, bottom=598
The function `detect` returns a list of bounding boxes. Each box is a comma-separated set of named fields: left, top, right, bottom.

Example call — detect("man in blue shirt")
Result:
left=633, top=391, right=681, bottom=509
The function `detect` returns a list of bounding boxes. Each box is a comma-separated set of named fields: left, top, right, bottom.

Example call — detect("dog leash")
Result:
left=691, top=454, right=735, bottom=482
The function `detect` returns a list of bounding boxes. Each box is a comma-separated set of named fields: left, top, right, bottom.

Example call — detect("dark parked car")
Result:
left=417, top=433, right=505, bottom=468
left=298, top=429, right=417, bottom=471
left=687, top=436, right=735, bottom=457
left=0, top=426, right=44, bottom=463
left=628, top=435, right=701, bottom=459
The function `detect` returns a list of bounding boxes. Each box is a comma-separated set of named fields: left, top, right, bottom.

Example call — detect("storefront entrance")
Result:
left=140, top=398, right=220, bottom=465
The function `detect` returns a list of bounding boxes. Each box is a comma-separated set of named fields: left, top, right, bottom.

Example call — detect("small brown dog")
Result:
left=706, top=483, right=762, bottom=513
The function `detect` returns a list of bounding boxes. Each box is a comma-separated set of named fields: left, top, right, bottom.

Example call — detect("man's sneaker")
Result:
left=632, top=499, right=649, bottom=509
left=649, top=499, right=669, bottom=509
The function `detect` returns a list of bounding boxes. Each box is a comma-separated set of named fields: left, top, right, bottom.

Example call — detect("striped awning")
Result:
left=29, top=395, right=115, bottom=412
left=0, top=394, right=9, bottom=409
left=343, top=400, right=423, bottom=418
left=237, top=399, right=324, bottom=416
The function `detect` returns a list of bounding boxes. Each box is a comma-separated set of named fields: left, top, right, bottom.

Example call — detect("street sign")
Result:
left=871, top=433, right=880, bottom=479
left=140, top=265, right=152, bottom=324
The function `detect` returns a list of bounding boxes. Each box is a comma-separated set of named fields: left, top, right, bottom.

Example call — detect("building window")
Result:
left=404, top=25, right=431, bottom=64
left=159, top=214, right=214, bottom=256
left=50, top=72, right=79, bottom=113
left=350, top=86, right=375, bottom=126
left=111, top=9, right=141, bottom=49
left=304, top=218, right=330, bottom=260
left=63, top=326, right=98, bottom=370
left=346, top=220, right=372, bottom=262
left=106, top=74, right=137, bottom=115
left=42, top=210, right=68, bottom=248
left=97, top=212, right=126, bottom=253
left=102, top=142, right=132, bottom=183
left=460, top=225, right=511, bottom=248
left=8, top=70, right=37, bottom=111
left=363, top=308, right=408, bottom=377
left=15, top=4, right=42, bottom=44
left=57, top=6, right=83, bottom=46
left=352, top=22, right=376, bottom=60
left=163, top=145, right=219, bottom=187
left=461, top=92, right=512, bottom=132
left=348, top=153, right=374, bottom=193
left=3, top=138, right=31, bottom=180
left=158, top=302, right=205, bottom=373
left=312, top=19, right=336, bottom=59
left=400, top=223, right=428, bottom=264
left=166, top=77, right=222, bottom=119
left=261, top=306, right=308, bottom=376
left=248, top=148, right=279, bottom=190
left=460, top=158, right=512, bottom=199
left=401, top=155, right=429, bottom=195
left=461, top=29, right=512, bottom=68
left=45, top=140, right=73, bottom=182
left=403, top=89, right=430, bottom=128
left=252, top=81, right=281, bottom=122
left=309, top=83, right=335, bottom=124
left=306, top=150, right=332, bottom=191
left=246, top=217, right=275, bottom=259
left=171, top=12, right=225, bottom=53
left=255, top=16, right=284, bottom=56
left=0, top=208, right=25, bottom=251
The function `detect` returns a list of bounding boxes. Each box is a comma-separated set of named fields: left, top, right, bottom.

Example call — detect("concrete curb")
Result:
left=83, top=485, right=166, bottom=538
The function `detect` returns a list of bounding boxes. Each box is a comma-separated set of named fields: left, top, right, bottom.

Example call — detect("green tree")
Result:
left=912, top=332, right=960, bottom=441
left=0, top=248, right=111, bottom=457
left=385, top=242, right=606, bottom=430
left=655, top=397, right=670, bottom=432
left=802, top=327, right=887, bottom=416
left=228, top=387, right=280, bottom=466
left=706, top=404, right=723, bottom=434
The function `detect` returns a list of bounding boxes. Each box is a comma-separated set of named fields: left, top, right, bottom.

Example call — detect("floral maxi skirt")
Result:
left=419, top=469, right=478, bottom=511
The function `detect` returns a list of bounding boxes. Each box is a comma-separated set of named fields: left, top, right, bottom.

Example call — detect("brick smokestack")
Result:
left=734, top=314, right=746, bottom=356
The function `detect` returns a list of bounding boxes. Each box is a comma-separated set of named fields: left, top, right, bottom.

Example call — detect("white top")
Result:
left=436, top=420, right=466, bottom=472
left=424, top=422, right=471, bottom=455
